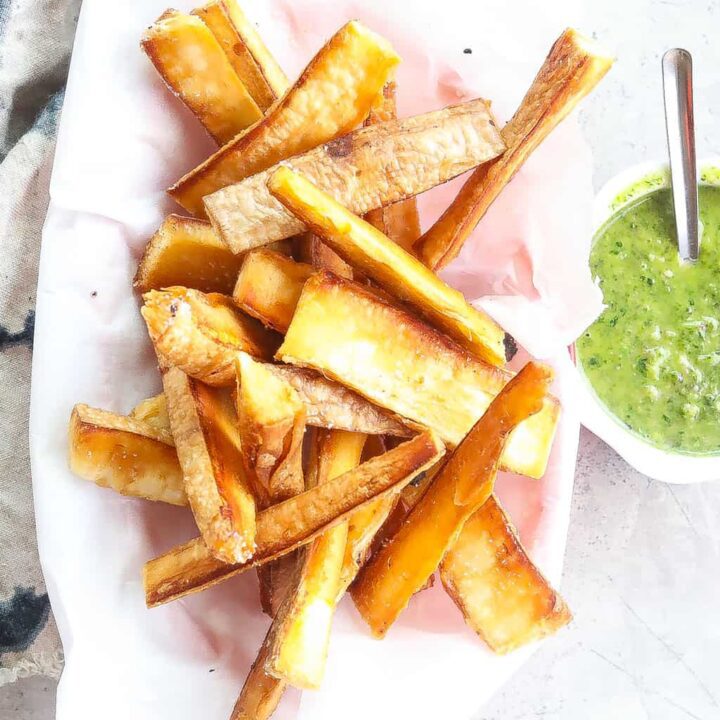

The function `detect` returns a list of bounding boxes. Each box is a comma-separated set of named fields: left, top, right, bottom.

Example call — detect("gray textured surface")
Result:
left=3, top=0, right=720, bottom=717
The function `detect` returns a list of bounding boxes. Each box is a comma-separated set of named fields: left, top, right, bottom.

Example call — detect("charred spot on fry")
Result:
left=504, top=333, right=518, bottom=361
left=325, top=134, right=354, bottom=159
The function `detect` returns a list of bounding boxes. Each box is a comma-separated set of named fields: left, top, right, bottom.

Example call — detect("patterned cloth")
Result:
left=0, top=0, right=80, bottom=686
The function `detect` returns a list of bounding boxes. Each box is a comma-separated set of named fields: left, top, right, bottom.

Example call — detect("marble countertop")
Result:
left=3, top=1, right=720, bottom=718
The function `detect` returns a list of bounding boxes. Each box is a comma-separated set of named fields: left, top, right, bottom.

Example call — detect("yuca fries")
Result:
left=351, top=362, right=552, bottom=636
left=134, top=215, right=244, bottom=295
left=440, top=495, right=571, bottom=653
left=268, top=166, right=511, bottom=366
left=63, top=14, right=610, bottom=717
left=69, top=404, right=185, bottom=506
left=231, top=628, right=287, bottom=720
left=338, top=491, right=397, bottom=597
left=237, top=353, right=306, bottom=614
left=142, top=287, right=279, bottom=386
left=417, top=29, right=614, bottom=270
left=169, top=21, right=399, bottom=215
left=163, top=367, right=257, bottom=564
left=278, top=272, right=559, bottom=478
left=266, top=430, right=367, bottom=689
left=363, top=81, right=421, bottom=251
left=142, top=10, right=262, bottom=144
left=233, top=249, right=314, bottom=333
left=236, top=353, right=306, bottom=504
left=205, top=99, right=505, bottom=252
left=144, top=431, right=444, bottom=607
left=193, top=0, right=289, bottom=111
left=266, top=365, right=412, bottom=437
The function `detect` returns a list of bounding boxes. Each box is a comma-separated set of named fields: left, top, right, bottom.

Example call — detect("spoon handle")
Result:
left=662, top=48, right=699, bottom=262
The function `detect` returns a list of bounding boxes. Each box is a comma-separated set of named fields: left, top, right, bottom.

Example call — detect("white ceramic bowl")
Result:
left=571, top=157, right=720, bottom=483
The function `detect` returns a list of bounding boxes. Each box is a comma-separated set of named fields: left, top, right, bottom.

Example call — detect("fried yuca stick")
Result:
left=141, top=287, right=280, bottom=386
left=144, top=431, right=444, bottom=607
left=237, top=352, right=307, bottom=615
left=440, top=495, right=571, bottom=653
left=237, top=353, right=305, bottom=505
left=163, top=368, right=256, bottom=564
left=141, top=10, right=262, bottom=145
left=69, top=404, right=186, bottom=506
left=363, top=81, right=421, bottom=252
left=205, top=99, right=504, bottom=253
left=194, top=0, right=289, bottom=112
left=416, top=29, right=613, bottom=270
left=265, top=430, right=366, bottom=689
left=267, top=167, right=510, bottom=367
left=278, top=272, right=559, bottom=478
left=134, top=215, right=244, bottom=295
left=234, top=250, right=314, bottom=333
left=268, top=365, right=411, bottom=438
left=351, top=362, right=552, bottom=637
left=234, top=432, right=365, bottom=710
left=231, top=627, right=287, bottom=720
left=335, top=434, right=399, bottom=594
left=350, top=362, right=552, bottom=637
left=338, top=490, right=397, bottom=598
left=169, top=21, right=399, bottom=216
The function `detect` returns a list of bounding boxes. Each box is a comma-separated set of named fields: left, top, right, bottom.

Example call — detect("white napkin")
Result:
left=30, top=0, right=598, bottom=718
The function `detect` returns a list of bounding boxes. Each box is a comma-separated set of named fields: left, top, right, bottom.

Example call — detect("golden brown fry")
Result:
left=233, top=249, right=314, bottom=333
left=362, top=81, right=421, bottom=251
left=163, top=367, right=256, bottom=563
left=134, top=215, right=243, bottom=295
left=335, top=432, right=398, bottom=596
left=351, top=363, right=552, bottom=637
left=141, top=10, right=262, bottom=144
left=278, top=272, right=559, bottom=478
left=266, top=365, right=412, bottom=437
left=231, top=627, right=287, bottom=720
left=417, top=29, right=613, bottom=270
left=205, top=98, right=505, bottom=252
left=169, top=21, right=399, bottom=215
left=266, top=430, right=366, bottom=689
left=338, top=493, right=397, bottom=597
left=144, top=430, right=444, bottom=607
left=68, top=404, right=185, bottom=506
left=236, top=352, right=307, bottom=615
left=258, top=552, right=301, bottom=619
left=141, top=287, right=279, bottom=386
left=440, top=495, right=571, bottom=653
left=193, top=0, right=289, bottom=112
left=236, top=352, right=305, bottom=504
left=267, top=167, right=509, bottom=366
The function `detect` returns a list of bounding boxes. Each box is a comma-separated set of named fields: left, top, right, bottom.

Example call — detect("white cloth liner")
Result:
left=30, top=0, right=600, bottom=718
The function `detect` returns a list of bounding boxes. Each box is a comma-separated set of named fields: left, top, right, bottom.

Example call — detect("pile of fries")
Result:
left=68, top=3, right=612, bottom=717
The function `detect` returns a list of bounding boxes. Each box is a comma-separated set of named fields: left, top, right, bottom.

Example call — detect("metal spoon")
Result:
left=662, top=48, right=700, bottom=262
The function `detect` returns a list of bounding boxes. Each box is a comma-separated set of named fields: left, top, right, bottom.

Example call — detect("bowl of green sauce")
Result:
left=574, top=158, right=720, bottom=482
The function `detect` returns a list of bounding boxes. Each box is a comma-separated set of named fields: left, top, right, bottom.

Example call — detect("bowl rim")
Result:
left=571, top=156, right=720, bottom=483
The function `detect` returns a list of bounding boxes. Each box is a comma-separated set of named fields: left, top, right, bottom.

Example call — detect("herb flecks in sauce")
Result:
left=578, top=186, right=720, bottom=454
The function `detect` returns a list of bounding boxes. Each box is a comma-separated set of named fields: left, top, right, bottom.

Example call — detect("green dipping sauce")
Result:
left=577, top=185, right=720, bottom=454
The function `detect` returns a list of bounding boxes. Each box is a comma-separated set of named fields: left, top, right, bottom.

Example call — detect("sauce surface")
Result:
left=577, top=185, right=720, bottom=454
